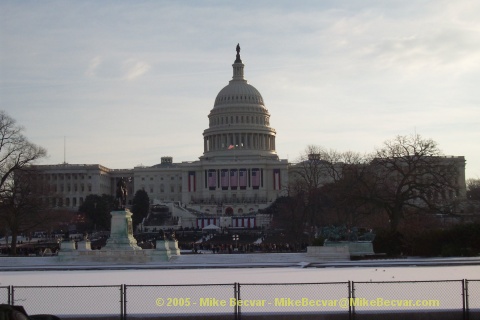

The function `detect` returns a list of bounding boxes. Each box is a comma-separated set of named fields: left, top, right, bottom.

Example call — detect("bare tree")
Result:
left=367, top=134, right=462, bottom=231
left=288, top=145, right=370, bottom=235
left=466, top=178, right=480, bottom=201
left=0, top=169, right=57, bottom=255
left=0, top=111, right=47, bottom=197
left=0, top=111, right=48, bottom=254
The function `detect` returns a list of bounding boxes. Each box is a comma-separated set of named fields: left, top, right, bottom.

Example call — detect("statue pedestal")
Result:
left=60, top=240, right=76, bottom=251
left=103, top=210, right=142, bottom=251
left=306, top=246, right=350, bottom=261
left=58, top=209, right=177, bottom=263
left=168, top=239, right=180, bottom=256
left=324, top=241, right=375, bottom=257
left=156, top=240, right=171, bottom=255
left=77, top=240, right=92, bottom=251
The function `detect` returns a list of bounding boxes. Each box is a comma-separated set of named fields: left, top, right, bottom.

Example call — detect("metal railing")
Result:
left=2, top=280, right=479, bottom=319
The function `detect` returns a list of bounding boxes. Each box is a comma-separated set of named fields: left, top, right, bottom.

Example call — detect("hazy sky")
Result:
left=1, top=0, right=479, bottom=179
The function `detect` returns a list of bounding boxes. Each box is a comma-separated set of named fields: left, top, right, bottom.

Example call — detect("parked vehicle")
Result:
left=0, top=304, right=61, bottom=320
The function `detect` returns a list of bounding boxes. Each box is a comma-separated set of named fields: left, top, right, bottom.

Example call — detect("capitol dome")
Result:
left=201, top=45, right=278, bottom=161
left=214, top=81, right=264, bottom=108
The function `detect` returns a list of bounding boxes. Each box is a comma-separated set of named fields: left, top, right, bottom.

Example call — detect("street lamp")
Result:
left=232, top=234, right=239, bottom=250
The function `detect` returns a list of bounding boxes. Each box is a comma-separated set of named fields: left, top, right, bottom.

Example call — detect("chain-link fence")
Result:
left=3, top=280, right=480, bottom=319
left=352, top=280, right=465, bottom=320
left=0, top=286, right=10, bottom=304
left=125, top=284, right=237, bottom=319
left=467, top=280, right=480, bottom=320
left=11, top=285, right=122, bottom=319
left=238, top=282, right=350, bottom=320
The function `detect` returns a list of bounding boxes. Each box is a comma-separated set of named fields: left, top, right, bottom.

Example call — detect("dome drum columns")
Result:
left=204, top=132, right=276, bottom=153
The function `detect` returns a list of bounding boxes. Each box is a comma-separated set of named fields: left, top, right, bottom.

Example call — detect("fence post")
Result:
left=120, top=284, right=125, bottom=320
left=8, top=286, right=12, bottom=305
left=348, top=281, right=352, bottom=320
left=464, top=279, right=468, bottom=320
left=235, top=282, right=240, bottom=320
left=351, top=281, right=355, bottom=320
left=10, top=286, right=14, bottom=306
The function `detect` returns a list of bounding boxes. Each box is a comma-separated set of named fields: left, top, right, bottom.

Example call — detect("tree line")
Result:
left=268, top=134, right=471, bottom=248
left=1, top=110, right=479, bottom=256
left=0, top=110, right=153, bottom=255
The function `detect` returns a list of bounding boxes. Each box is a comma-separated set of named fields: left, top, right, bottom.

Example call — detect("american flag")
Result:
left=208, top=170, right=216, bottom=188
left=273, top=169, right=281, bottom=190
left=230, top=169, right=238, bottom=188
left=239, top=169, right=247, bottom=187
left=252, top=168, right=260, bottom=187
left=188, top=171, right=195, bottom=192
left=221, top=170, right=229, bottom=188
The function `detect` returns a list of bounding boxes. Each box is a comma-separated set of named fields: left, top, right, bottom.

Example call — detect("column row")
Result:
left=204, top=133, right=276, bottom=152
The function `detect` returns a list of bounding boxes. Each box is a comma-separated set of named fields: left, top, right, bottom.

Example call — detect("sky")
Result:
left=1, top=0, right=479, bottom=179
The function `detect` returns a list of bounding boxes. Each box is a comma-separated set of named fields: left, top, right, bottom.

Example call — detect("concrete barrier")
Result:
left=306, top=246, right=350, bottom=261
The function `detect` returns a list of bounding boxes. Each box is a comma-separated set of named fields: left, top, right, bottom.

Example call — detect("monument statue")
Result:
left=319, top=225, right=376, bottom=257
left=115, top=177, right=128, bottom=210
left=168, top=231, right=176, bottom=241
left=320, top=225, right=375, bottom=242
left=235, top=43, right=242, bottom=63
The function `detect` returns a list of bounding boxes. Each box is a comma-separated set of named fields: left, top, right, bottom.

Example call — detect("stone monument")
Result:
left=103, top=177, right=141, bottom=250
left=320, top=225, right=376, bottom=257
left=58, top=177, right=179, bottom=263
left=102, top=209, right=142, bottom=251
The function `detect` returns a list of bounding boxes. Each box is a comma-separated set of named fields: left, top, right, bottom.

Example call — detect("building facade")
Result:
left=33, top=46, right=467, bottom=228
left=34, top=46, right=289, bottom=227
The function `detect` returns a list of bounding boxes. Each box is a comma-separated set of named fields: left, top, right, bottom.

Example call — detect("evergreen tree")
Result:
left=79, top=194, right=114, bottom=231
left=131, top=189, right=150, bottom=228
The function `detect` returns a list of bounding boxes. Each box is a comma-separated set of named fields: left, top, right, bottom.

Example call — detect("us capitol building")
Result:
left=35, top=45, right=289, bottom=229
left=34, top=45, right=469, bottom=229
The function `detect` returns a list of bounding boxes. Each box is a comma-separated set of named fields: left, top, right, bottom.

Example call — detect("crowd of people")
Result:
left=188, top=241, right=308, bottom=254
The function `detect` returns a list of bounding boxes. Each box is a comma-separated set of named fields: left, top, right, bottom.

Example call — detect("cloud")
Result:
left=85, top=56, right=101, bottom=78
left=122, top=59, right=150, bottom=80
left=85, top=56, right=150, bottom=80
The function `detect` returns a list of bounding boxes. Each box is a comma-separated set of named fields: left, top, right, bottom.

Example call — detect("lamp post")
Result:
left=232, top=234, right=239, bottom=250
